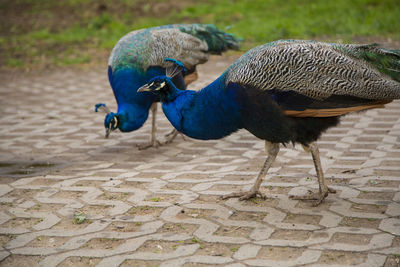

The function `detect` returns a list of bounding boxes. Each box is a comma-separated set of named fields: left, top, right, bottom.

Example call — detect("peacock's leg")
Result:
left=290, top=142, right=336, bottom=206
left=222, top=141, right=279, bottom=200
left=164, top=129, right=179, bottom=144
left=138, top=103, right=162, bottom=150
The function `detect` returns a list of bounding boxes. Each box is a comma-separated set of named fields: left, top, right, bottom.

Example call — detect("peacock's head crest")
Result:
left=164, top=58, right=187, bottom=77
left=95, top=103, right=119, bottom=138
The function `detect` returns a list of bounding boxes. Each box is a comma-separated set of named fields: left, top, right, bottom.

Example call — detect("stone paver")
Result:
left=0, top=55, right=399, bottom=266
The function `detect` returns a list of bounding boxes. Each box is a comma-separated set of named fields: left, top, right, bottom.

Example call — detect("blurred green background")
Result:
left=1, top=0, right=399, bottom=70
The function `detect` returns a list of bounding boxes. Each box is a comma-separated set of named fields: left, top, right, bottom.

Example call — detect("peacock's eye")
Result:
left=109, top=117, right=119, bottom=129
left=153, top=81, right=165, bottom=91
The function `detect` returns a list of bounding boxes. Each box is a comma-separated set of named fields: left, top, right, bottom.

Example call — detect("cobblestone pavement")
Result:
left=0, top=55, right=399, bottom=267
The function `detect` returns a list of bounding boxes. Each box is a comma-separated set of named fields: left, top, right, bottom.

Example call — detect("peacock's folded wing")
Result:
left=109, top=24, right=240, bottom=74
left=226, top=40, right=400, bottom=117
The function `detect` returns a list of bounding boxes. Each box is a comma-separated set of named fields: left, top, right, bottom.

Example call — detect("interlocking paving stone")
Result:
left=0, top=56, right=399, bottom=266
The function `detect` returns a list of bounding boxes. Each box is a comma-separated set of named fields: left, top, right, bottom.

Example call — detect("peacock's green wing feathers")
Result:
left=109, top=24, right=240, bottom=74
left=178, top=24, right=240, bottom=54
left=337, top=43, right=400, bottom=82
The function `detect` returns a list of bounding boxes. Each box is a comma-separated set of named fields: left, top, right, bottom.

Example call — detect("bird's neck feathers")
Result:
left=108, top=66, right=161, bottom=132
left=113, top=106, right=149, bottom=132
left=162, top=74, right=243, bottom=140
left=158, top=77, right=184, bottom=103
left=109, top=66, right=160, bottom=108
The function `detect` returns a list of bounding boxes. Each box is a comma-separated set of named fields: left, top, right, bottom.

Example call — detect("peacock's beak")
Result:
left=105, top=121, right=113, bottom=138
left=105, top=127, right=111, bottom=138
left=137, top=84, right=152, bottom=93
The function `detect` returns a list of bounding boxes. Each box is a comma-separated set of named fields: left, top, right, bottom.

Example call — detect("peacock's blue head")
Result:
left=104, top=112, right=120, bottom=138
left=137, top=58, right=187, bottom=101
left=139, top=75, right=170, bottom=90
left=95, top=103, right=120, bottom=138
left=137, top=75, right=178, bottom=101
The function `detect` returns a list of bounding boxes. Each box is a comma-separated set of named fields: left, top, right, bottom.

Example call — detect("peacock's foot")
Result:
left=164, top=129, right=186, bottom=143
left=221, top=189, right=267, bottom=201
left=165, top=129, right=177, bottom=139
left=289, top=187, right=336, bottom=206
left=164, top=129, right=179, bottom=145
left=137, top=140, right=162, bottom=150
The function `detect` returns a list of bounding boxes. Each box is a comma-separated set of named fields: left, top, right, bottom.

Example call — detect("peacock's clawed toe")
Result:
left=165, top=129, right=186, bottom=144
left=137, top=140, right=162, bottom=150
left=221, top=189, right=267, bottom=201
left=164, top=129, right=178, bottom=139
left=137, top=133, right=181, bottom=150
left=289, top=186, right=336, bottom=206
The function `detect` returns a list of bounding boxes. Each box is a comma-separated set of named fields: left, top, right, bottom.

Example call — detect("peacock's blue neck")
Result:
left=161, top=74, right=243, bottom=140
left=109, top=66, right=162, bottom=108
left=108, top=66, right=164, bottom=132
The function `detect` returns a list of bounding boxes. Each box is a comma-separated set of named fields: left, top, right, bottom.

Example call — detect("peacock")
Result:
left=95, top=24, right=240, bottom=149
left=138, top=40, right=400, bottom=205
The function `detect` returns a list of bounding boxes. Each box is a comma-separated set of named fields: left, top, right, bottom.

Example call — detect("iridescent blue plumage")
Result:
left=139, top=40, right=400, bottom=204
left=160, top=76, right=243, bottom=140
left=95, top=24, right=240, bottom=149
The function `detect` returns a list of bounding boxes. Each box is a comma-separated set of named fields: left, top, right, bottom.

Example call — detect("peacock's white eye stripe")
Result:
left=113, top=117, right=119, bottom=128
left=154, top=81, right=166, bottom=91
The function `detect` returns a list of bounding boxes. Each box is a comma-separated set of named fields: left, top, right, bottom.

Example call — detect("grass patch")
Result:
left=74, top=213, right=87, bottom=224
left=177, top=0, right=400, bottom=42
left=1, top=0, right=399, bottom=70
